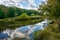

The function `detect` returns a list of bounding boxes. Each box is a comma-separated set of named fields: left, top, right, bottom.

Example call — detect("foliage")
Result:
left=0, top=5, right=40, bottom=19
left=20, top=13, right=30, bottom=19
left=8, top=7, right=15, bottom=17
left=0, top=8, right=5, bottom=19
left=34, top=22, right=60, bottom=40
left=15, top=13, right=30, bottom=21
left=34, top=0, right=60, bottom=40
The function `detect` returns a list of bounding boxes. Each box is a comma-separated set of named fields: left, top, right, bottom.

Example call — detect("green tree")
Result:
left=20, top=13, right=30, bottom=19
left=38, top=0, right=60, bottom=26
left=0, top=5, right=8, bottom=18
left=15, top=13, right=30, bottom=21
left=8, top=7, right=15, bottom=17
left=45, top=0, right=60, bottom=26
left=16, top=8, right=22, bottom=16
left=34, top=0, right=60, bottom=40
left=0, top=8, right=5, bottom=19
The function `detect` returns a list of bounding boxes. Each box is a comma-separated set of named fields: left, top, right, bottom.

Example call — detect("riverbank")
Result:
left=0, top=19, right=49, bottom=40
left=0, top=17, right=43, bottom=32
left=34, top=20, right=60, bottom=40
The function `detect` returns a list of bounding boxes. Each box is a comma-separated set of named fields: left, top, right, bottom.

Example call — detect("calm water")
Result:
left=0, top=19, right=50, bottom=40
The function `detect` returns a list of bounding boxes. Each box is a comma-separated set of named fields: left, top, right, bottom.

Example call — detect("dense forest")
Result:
left=0, top=5, right=40, bottom=19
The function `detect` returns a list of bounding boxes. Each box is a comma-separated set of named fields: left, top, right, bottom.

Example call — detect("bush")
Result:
left=15, top=13, right=30, bottom=21
left=34, top=22, right=60, bottom=40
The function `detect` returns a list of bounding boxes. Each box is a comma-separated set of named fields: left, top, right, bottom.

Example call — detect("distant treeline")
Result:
left=0, top=5, right=40, bottom=19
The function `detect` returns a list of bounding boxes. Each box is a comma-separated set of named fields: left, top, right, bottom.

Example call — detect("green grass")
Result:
left=0, top=17, right=43, bottom=32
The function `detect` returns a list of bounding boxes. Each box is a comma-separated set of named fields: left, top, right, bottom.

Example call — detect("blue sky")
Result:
left=18, top=0, right=46, bottom=10
left=0, top=0, right=46, bottom=10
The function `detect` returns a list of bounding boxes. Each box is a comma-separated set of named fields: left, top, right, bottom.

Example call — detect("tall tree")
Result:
left=45, top=0, right=60, bottom=26
left=0, top=8, right=5, bottom=19
left=34, top=0, right=60, bottom=40
left=8, top=7, right=15, bottom=17
left=38, top=0, right=60, bottom=26
left=46, top=0, right=60, bottom=18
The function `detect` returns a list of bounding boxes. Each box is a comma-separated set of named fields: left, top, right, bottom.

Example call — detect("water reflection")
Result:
left=0, top=19, right=50, bottom=40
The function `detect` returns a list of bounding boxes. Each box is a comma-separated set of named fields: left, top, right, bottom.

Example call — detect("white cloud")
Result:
left=0, top=1, right=3, bottom=5
left=0, top=0, right=45, bottom=10
left=42, top=0, right=46, bottom=2
left=15, top=3, right=24, bottom=8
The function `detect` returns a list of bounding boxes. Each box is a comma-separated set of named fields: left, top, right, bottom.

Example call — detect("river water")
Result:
left=0, top=19, right=50, bottom=40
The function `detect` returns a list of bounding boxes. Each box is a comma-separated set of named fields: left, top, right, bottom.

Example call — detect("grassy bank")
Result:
left=0, top=16, right=43, bottom=32
left=34, top=20, right=60, bottom=40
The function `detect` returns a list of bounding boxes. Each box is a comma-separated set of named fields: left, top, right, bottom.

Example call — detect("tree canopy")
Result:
left=0, top=5, right=40, bottom=19
left=34, top=0, right=60, bottom=40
